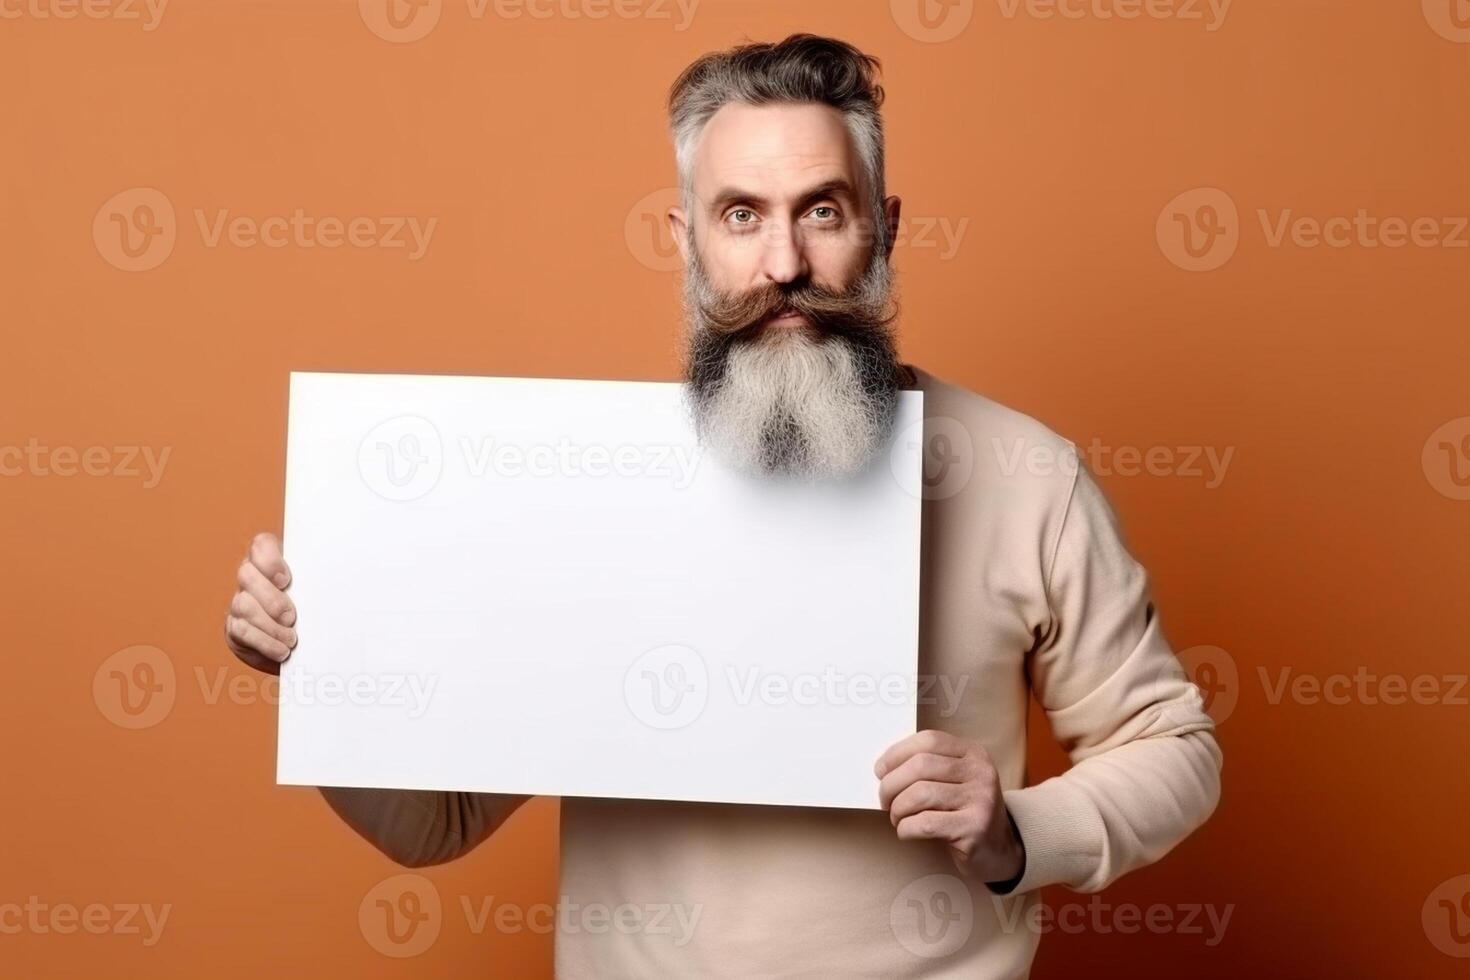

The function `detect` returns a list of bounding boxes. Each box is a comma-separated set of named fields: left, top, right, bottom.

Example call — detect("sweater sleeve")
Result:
left=319, top=787, right=529, bottom=868
left=1001, top=463, right=1223, bottom=895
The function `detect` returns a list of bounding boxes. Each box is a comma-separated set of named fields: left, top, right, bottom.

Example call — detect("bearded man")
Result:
left=224, top=34, right=1221, bottom=978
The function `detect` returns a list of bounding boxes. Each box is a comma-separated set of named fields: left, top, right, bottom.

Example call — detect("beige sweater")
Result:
left=322, top=367, right=1222, bottom=978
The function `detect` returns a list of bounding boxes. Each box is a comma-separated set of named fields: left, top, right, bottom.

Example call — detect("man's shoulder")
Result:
left=907, top=365, right=1080, bottom=487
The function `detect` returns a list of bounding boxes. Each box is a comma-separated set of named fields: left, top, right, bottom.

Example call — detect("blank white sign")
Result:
left=277, top=372, right=923, bottom=809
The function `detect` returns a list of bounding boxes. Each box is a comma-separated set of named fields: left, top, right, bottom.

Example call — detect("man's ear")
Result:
left=667, top=205, right=690, bottom=266
left=883, top=195, right=902, bottom=262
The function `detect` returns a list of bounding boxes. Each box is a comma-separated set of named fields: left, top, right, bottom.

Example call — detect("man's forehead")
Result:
left=691, top=102, right=862, bottom=201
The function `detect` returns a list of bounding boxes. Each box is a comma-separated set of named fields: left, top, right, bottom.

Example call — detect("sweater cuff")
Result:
left=1000, top=777, right=1107, bottom=895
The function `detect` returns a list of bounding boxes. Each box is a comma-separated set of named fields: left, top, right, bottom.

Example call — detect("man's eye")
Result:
left=810, top=206, right=837, bottom=220
left=728, top=209, right=756, bottom=225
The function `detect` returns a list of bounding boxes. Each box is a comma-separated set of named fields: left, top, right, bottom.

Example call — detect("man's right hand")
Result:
left=225, top=532, right=298, bottom=675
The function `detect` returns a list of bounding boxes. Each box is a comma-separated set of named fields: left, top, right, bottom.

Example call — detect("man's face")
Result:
left=671, top=102, right=905, bottom=480
left=675, top=101, right=881, bottom=311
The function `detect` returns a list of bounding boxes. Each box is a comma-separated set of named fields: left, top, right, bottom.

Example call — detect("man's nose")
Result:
left=758, top=220, right=810, bottom=285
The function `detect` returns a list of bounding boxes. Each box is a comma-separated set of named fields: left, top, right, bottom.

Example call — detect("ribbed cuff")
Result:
left=999, top=777, right=1107, bottom=895
left=983, top=808, right=1027, bottom=895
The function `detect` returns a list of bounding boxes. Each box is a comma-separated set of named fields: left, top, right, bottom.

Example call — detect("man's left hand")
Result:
left=875, top=729, right=1025, bottom=885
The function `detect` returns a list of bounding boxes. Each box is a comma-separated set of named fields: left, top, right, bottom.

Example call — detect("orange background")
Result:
left=4, top=0, right=1469, bottom=976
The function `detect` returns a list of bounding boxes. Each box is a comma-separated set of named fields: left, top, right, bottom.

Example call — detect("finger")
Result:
left=248, top=532, right=292, bottom=590
left=225, top=614, right=292, bottom=663
left=889, top=780, right=967, bottom=827
left=237, top=558, right=296, bottom=627
left=231, top=591, right=297, bottom=649
left=895, top=808, right=967, bottom=844
left=225, top=623, right=284, bottom=676
left=878, top=752, right=969, bottom=809
left=875, top=729, right=966, bottom=779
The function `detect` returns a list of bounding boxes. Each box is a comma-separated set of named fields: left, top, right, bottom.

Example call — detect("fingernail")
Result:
left=281, top=607, right=296, bottom=627
left=274, top=573, right=289, bottom=588
left=286, top=630, right=297, bottom=647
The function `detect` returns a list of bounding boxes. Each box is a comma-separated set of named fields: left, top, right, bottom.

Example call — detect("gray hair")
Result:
left=667, top=34, right=890, bottom=256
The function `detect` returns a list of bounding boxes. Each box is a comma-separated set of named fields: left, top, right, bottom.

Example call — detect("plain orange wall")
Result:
left=4, top=1, right=1468, bottom=976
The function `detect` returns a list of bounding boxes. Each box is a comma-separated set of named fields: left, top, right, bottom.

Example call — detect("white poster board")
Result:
left=277, top=372, right=923, bottom=809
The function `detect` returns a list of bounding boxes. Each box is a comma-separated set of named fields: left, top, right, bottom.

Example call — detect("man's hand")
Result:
left=876, top=729, right=1025, bottom=886
left=224, top=532, right=298, bottom=675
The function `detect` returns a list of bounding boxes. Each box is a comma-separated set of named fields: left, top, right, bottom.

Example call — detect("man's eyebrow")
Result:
left=705, top=178, right=860, bottom=215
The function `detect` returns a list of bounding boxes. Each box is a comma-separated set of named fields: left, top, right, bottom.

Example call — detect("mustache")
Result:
left=695, top=278, right=896, bottom=342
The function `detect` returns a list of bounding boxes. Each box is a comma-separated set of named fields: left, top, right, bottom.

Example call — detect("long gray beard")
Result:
left=683, top=251, right=901, bottom=480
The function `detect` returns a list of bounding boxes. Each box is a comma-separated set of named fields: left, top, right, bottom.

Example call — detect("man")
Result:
left=225, top=34, right=1221, bottom=977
